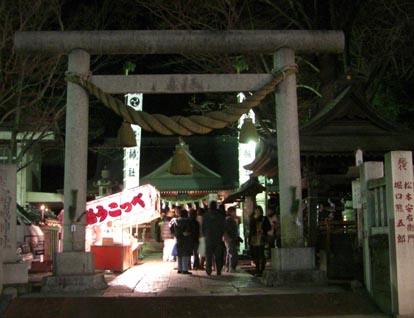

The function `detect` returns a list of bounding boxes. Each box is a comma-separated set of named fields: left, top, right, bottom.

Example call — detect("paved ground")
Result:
left=3, top=255, right=388, bottom=318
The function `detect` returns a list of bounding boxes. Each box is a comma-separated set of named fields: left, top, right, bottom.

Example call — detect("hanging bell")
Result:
left=239, top=118, right=259, bottom=144
left=117, top=121, right=137, bottom=148
left=169, top=142, right=193, bottom=175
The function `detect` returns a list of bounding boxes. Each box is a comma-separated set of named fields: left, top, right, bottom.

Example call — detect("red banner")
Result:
left=86, top=184, right=160, bottom=226
left=85, top=184, right=160, bottom=250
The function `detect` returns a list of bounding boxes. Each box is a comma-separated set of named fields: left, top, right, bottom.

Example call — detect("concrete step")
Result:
left=3, top=294, right=389, bottom=318
left=274, top=316, right=390, bottom=318
left=262, top=268, right=327, bottom=286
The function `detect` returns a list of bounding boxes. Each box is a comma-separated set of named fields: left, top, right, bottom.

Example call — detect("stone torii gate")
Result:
left=14, top=30, right=344, bottom=291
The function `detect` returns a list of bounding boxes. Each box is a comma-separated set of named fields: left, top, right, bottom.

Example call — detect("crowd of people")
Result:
left=156, top=200, right=280, bottom=277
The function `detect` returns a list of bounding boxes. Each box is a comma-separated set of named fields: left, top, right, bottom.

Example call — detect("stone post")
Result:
left=43, top=49, right=107, bottom=293
left=264, top=48, right=322, bottom=285
left=1, top=164, right=29, bottom=287
left=274, top=48, right=303, bottom=248
left=384, top=151, right=414, bottom=317
left=360, top=161, right=384, bottom=294
left=63, top=49, right=90, bottom=252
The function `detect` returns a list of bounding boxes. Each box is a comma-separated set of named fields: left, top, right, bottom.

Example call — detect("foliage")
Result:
left=0, top=0, right=68, bottom=170
left=3, top=0, right=414, bottom=174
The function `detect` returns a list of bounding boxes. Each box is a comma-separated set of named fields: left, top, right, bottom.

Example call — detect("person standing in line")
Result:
left=196, top=207, right=206, bottom=270
left=155, top=210, right=166, bottom=243
left=161, top=210, right=175, bottom=262
left=173, top=205, right=181, bottom=218
left=266, top=207, right=281, bottom=255
left=188, top=209, right=200, bottom=270
left=202, top=200, right=225, bottom=276
left=170, top=209, right=193, bottom=274
left=224, top=206, right=240, bottom=273
left=249, top=205, right=271, bottom=276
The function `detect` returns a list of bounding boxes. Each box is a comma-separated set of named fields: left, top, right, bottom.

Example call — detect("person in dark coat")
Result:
left=170, top=209, right=193, bottom=274
left=161, top=210, right=175, bottom=262
left=224, top=206, right=240, bottom=272
left=249, top=205, right=271, bottom=276
left=188, top=209, right=200, bottom=270
left=202, top=200, right=225, bottom=276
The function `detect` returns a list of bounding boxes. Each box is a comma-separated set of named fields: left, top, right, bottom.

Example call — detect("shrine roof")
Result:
left=300, top=86, right=400, bottom=135
left=222, top=177, right=265, bottom=204
left=140, top=142, right=231, bottom=192
left=246, top=85, right=414, bottom=177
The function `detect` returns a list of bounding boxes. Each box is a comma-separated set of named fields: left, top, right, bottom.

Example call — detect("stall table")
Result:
left=91, top=242, right=143, bottom=272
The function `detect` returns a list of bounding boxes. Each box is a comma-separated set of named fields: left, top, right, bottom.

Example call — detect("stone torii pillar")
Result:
left=274, top=48, right=303, bottom=248
left=14, top=30, right=344, bottom=291
left=64, top=49, right=90, bottom=253
left=269, top=48, right=319, bottom=283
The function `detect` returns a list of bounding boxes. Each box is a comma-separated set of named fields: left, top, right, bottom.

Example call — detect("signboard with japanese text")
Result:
left=85, top=184, right=160, bottom=250
left=385, top=151, right=414, bottom=315
left=123, top=93, right=143, bottom=190
left=387, top=152, right=414, bottom=246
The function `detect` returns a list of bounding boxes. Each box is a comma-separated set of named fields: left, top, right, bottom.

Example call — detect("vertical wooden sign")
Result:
left=385, top=151, right=414, bottom=317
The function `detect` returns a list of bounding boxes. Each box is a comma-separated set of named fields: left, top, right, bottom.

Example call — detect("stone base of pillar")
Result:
left=40, top=251, right=107, bottom=293
left=53, top=251, right=95, bottom=275
left=2, top=262, right=29, bottom=285
left=41, top=273, right=107, bottom=293
left=262, top=247, right=326, bottom=286
left=271, top=247, right=315, bottom=270
left=261, top=268, right=326, bottom=287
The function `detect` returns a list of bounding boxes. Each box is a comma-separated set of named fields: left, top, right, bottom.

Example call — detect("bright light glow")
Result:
left=107, top=260, right=175, bottom=293
left=239, top=142, right=256, bottom=185
left=40, top=204, right=46, bottom=220
left=238, top=109, right=256, bottom=185
left=237, top=92, right=246, bottom=103
left=236, top=208, right=242, bottom=217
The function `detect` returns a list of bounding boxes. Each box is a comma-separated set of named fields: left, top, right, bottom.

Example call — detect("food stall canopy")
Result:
left=85, top=184, right=160, bottom=270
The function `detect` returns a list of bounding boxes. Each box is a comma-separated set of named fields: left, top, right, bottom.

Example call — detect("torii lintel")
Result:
left=14, top=30, right=344, bottom=55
